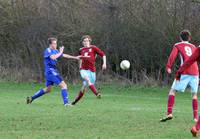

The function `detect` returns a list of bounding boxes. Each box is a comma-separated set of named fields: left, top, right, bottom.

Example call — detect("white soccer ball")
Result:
left=120, top=60, right=130, bottom=70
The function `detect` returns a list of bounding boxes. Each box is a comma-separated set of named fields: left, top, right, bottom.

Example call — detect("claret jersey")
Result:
left=79, top=45, right=105, bottom=72
left=166, top=41, right=198, bottom=75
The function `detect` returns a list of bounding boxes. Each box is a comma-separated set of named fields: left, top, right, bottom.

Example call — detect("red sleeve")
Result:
left=94, top=46, right=105, bottom=57
left=178, top=47, right=200, bottom=73
left=166, top=46, right=179, bottom=70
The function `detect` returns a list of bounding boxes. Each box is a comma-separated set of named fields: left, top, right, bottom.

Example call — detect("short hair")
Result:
left=48, top=37, right=57, bottom=45
left=81, top=35, right=92, bottom=43
left=180, top=30, right=191, bottom=41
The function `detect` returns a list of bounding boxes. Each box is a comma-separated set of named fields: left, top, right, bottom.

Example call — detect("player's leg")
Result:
left=168, top=75, right=190, bottom=116
left=192, top=93, right=198, bottom=122
left=190, top=77, right=200, bottom=137
left=71, top=71, right=88, bottom=105
left=46, top=74, right=70, bottom=106
left=167, top=89, right=176, bottom=117
left=191, top=117, right=200, bottom=137
left=160, top=89, right=176, bottom=122
left=189, top=75, right=199, bottom=121
left=87, top=76, right=101, bottom=98
left=58, top=81, right=70, bottom=106
left=160, top=75, right=191, bottom=122
left=90, top=71, right=101, bottom=98
left=160, top=80, right=177, bottom=122
left=85, top=76, right=97, bottom=95
left=87, top=71, right=101, bottom=98
left=27, top=85, right=52, bottom=104
left=71, top=85, right=87, bottom=105
left=79, top=70, right=100, bottom=97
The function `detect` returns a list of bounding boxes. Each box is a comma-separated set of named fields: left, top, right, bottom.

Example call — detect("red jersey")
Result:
left=177, top=47, right=200, bottom=75
left=79, top=45, right=105, bottom=72
left=166, top=41, right=198, bottom=75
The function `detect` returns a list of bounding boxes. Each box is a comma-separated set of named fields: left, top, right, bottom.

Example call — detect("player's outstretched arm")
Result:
left=63, top=54, right=80, bottom=60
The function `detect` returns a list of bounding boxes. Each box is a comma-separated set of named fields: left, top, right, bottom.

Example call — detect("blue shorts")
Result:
left=45, top=74, right=63, bottom=87
left=80, top=70, right=96, bottom=87
left=171, top=75, right=199, bottom=93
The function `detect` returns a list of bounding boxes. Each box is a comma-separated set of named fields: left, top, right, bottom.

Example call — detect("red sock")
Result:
left=196, top=116, right=200, bottom=130
left=193, top=99, right=198, bottom=119
left=73, top=91, right=84, bottom=104
left=89, top=84, right=98, bottom=96
left=167, top=95, right=175, bottom=115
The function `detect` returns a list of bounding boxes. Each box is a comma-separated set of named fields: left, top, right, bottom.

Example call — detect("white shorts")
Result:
left=171, top=75, right=199, bottom=93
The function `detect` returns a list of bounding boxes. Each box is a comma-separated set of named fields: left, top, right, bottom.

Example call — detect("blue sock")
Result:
left=61, top=89, right=68, bottom=105
left=32, top=89, right=45, bottom=100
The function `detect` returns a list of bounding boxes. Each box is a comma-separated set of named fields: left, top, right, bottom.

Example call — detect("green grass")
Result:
left=0, top=82, right=197, bottom=139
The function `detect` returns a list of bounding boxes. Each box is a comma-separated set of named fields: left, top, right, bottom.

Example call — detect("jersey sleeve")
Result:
left=44, top=48, right=53, bottom=58
left=166, top=46, right=179, bottom=70
left=177, top=47, right=200, bottom=73
left=93, top=46, right=105, bottom=57
left=44, top=49, right=62, bottom=59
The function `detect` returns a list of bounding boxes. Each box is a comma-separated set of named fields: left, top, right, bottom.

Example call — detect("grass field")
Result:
left=0, top=82, right=198, bottom=139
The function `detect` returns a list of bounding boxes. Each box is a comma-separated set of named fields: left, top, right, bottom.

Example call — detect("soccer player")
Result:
left=71, top=35, right=106, bottom=105
left=160, top=30, right=199, bottom=122
left=175, top=45, right=200, bottom=137
left=26, top=37, right=80, bottom=106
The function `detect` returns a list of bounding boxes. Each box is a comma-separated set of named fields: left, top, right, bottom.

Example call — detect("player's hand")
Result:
left=166, top=68, right=172, bottom=74
left=59, top=46, right=64, bottom=53
left=102, top=63, right=106, bottom=70
left=175, top=71, right=181, bottom=81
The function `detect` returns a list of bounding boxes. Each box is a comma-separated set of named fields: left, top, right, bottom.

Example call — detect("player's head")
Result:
left=180, top=30, right=191, bottom=41
left=48, top=37, right=57, bottom=49
left=81, top=35, right=92, bottom=47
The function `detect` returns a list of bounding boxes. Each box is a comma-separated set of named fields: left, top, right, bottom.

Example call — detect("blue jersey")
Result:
left=44, top=48, right=62, bottom=76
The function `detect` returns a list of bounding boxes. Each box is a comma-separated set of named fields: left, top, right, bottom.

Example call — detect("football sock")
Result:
left=167, top=95, right=175, bottom=115
left=32, top=89, right=45, bottom=101
left=193, top=98, right=198, bottom=119
left=196, top=116, right=200, bottom=130
left=89, top=84, right=98, bottom=96
left=61, top=89, right=68, bottom=105
left=73, top=91, right=84, bottom=104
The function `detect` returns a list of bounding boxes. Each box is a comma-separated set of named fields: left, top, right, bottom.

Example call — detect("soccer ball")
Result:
left=120, top=60, right=130, bottom=70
